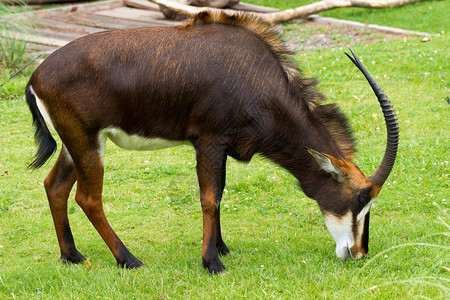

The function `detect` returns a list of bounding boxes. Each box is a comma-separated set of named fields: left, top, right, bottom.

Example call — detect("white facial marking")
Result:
left=31, top=86, right=55, bottom=131
left=323, top=200, right=374, bottom=260
left=357, top=199, right=374, bottom=222
left=352, top=217, right=366, bottom=260
left=323, top=211, right=353, bottom=260
left=350, top=199, right=374, bottom=259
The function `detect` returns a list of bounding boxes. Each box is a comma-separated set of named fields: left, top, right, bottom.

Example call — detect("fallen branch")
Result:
left=151, top=0, right=429, bottom=24
left=8, top=0, right=90, bottom=4
left=179, top=0, right=240, bottom=8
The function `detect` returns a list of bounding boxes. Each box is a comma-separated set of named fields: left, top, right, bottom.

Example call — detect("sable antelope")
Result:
left=26, top=11, right=399, bottom=274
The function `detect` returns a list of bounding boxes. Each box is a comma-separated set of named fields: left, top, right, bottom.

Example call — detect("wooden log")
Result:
left=64, top=13, right=157, bottom=29
left=151, top=0, right=429, bottom=24
left=38, top=18, right=104, bottom=35
left=256, top=0, right=429, bottom=24
left=125, top=0, right=279, bottom=13
left=0, top=0, right=123, bottom=21
left=303, top=14, right=435, bottom=36
left=0, top=29, right=70, bottom=47
left=93, top=6, right=182, bottom=24
left=82, top=11, right=182, bottom=28
left=123, top=0, right=161, bottom=12
left=9, top=0, right=84, bottom=4
left=231, top=2, right=278, bottom=13
left=167, top=0, right=239, bottom=8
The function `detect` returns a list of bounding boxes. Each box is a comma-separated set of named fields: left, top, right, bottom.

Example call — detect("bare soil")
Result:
left=280, top=20, right=405, bottom=53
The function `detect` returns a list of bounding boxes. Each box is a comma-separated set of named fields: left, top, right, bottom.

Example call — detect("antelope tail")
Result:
left=25, top=85, right=57, bottom=170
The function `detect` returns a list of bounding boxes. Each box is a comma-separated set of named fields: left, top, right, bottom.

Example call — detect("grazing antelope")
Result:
left=26, top=11, right=398, bottom=274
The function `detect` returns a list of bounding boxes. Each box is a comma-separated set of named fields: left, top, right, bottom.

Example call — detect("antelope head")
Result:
left=307, top=51, right=399, bottom=260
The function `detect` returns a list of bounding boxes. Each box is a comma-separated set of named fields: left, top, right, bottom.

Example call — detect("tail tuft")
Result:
left=25, top=85, right=57, bottom=169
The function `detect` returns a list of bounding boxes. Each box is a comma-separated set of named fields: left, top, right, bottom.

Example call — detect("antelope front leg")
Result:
left=215, top=155, right=230, bottom=256
left=195, top=141, right=227, bottom=274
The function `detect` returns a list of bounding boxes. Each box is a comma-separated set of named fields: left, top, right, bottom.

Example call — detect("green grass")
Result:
left=0, top=1, right=449, bottom=299
left=0, top=1, right=31, bottom=16
left=0, top=2, right=34, bottom=84
left=246, top=0, right=448, bottom=33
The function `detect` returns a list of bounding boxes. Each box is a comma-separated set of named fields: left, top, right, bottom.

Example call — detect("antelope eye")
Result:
left=358, top=194, right=366, bottom=203
left=358, top=187, right=372, bottom=204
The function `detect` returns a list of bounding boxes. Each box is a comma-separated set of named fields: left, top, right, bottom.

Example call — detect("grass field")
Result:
left=0, top=1, right=449, bottom=299
left=248, top=0, right=448, bottom=33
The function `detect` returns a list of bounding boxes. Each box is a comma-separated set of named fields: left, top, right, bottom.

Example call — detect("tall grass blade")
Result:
left=9, top=54, right=40, bottom=79
left=0, top=1, right=31, bottom=71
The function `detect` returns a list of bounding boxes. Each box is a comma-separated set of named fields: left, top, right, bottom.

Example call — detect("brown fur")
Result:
left=25, top=11, right=379, bottom=273
left=181, top=11, right=355, bottom=160
left=180, top=11, right=299, bottom=81
left=315, top=104, right=356, bottom=160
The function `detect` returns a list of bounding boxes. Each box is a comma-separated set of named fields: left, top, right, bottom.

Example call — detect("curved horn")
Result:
left=345, top=49, right=399, bottom=186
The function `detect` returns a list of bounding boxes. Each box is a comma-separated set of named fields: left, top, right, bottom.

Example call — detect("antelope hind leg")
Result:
left=68, top=134, right=143, bottom=269
left=44, top=146, right=85, bottom=264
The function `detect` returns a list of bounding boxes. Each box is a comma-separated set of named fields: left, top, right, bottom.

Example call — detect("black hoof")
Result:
left=116, top=247, right=144, bottom=269
left=217, top=241, right=230, bottom=256
left=202, top=256, right=226, bottom=274
left=61, top=250, right=86, bottom=264
left=117, top=257, right=143, bottom=269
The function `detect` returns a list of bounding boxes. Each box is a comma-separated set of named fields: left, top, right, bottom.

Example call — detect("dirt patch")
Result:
left=280, top=20, right=405, bottom=53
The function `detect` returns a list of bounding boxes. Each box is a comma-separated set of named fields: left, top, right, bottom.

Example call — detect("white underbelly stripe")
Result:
left=100, top=127, right=191, bottom=151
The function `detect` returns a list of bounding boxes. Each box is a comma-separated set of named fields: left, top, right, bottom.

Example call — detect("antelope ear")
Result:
left=306, top=148, right=344, bottom=181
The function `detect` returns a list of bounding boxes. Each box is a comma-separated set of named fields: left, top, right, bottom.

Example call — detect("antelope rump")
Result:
left=25, top=11, right=399, bottom=274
